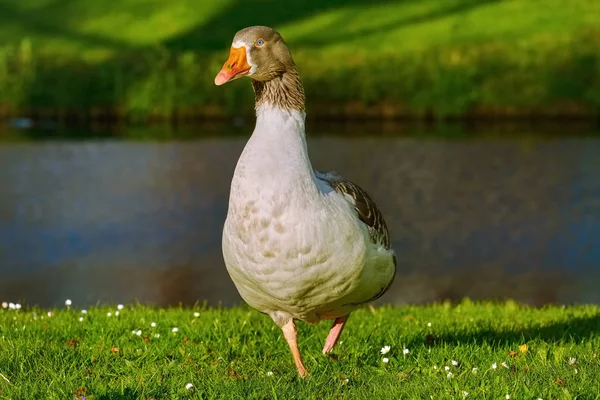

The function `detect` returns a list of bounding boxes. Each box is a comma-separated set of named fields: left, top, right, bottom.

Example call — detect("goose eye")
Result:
left=256, top=39, right=264, bottom=47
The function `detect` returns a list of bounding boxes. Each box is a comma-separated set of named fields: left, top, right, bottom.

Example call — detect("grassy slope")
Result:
left=1, top=301, right=600, bottom=399
left=0, top=0, right=599, bottom=120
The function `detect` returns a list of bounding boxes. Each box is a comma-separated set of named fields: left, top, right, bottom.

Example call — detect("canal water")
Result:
left=0, top=122, right=598, bottom=307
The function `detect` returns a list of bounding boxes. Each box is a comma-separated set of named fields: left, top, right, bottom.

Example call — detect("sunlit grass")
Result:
left=1, top=0, right=598, bottom=58
left=1, top=300, right=599, bottom=398
left=0, top=0, right=599, bottom=121
left=281, top=0, right=595, bottom=54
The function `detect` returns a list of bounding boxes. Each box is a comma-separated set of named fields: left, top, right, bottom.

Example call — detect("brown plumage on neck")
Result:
left=252, top=66, right=305, bottom=113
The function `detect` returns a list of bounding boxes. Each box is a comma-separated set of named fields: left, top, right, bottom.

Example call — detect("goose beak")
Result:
left=215, top=46, right=251, bottom=86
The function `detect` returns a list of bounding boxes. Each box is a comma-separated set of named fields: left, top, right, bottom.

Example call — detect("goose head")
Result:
left=214, top=26, right=296, bottom=86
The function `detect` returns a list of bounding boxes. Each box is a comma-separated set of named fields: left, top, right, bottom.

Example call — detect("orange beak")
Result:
left=214, top=46, right=251, bottom=86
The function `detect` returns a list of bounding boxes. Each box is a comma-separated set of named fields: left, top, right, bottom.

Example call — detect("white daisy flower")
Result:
left=380, top=346, right=391, bottom=355
left=569, top=357, right=576, bottom=365
left=185, top=383, right=194, bottom=390
left=403, top=348, right=409, bottom=355
left=267, top=371, right=274, bottom=376
left=151, top=322, right=157, bottom=327
left=444, top=366, right=450, bottom=371
left=194, top=312, right=200, bottom=317
left=65, top=299, right=72, bottom=306
left=492, top=363, right=497, bottom=369
left=447, top=372, right=453, bottom=378
left=382, top=357, right=389, bottom=363
left=451, top=360, right=458, bottom=366
left=172, top=327, right=179, bottom=333
left=117, top=304, right=124, bottom=310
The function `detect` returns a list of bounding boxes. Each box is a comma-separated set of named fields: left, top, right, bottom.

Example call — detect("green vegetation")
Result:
left=1, top=301, right=599, bottom=398
left=0, top=0, right=600, bottom=123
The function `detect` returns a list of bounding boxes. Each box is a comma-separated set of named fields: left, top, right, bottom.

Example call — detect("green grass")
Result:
left=0, top=0, right=599, bottom=122
left=1, top=300, right=600, bottom=399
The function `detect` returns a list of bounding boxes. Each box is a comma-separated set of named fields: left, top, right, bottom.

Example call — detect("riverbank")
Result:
left=0, top=0, right=599, bottom=124
left=1, top=301, right=599, bottom=398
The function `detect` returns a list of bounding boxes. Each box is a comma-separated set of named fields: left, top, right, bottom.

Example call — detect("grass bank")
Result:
left=1, top=300, right=599, bottom=398
left=0, top=0, right=600, bottom=124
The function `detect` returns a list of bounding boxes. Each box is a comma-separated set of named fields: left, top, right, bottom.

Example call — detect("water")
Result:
left=1, top=123, right=599, bottom=307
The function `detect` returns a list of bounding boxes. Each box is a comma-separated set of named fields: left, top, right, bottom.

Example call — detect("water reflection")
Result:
left=0, top=125, right=599, bottom=307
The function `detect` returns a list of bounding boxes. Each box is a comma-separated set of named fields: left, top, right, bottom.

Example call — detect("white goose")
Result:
left=216, top=26, right=396, bottom=377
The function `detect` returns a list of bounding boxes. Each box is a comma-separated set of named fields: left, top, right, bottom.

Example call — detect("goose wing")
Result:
left=315, top=171, right=391, bottom=249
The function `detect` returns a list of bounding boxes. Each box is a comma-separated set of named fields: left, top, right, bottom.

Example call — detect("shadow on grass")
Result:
left=0, top=0, right=497, bottom=52
left=93, top=388, right=140, bottom=400
left=0, top=0, right=132, bottom=50
left=291, top=0, right=501, bottom=48
left=165, top=0, right=393, bottom=51
left=1, top=0, right=598, bottom=122
left=409, top=313, right=600, bottom=348
left=164, top=0, right=498, bottom=51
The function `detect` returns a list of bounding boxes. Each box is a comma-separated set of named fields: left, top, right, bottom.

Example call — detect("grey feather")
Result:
left=315, top=171, right=392, bottom=250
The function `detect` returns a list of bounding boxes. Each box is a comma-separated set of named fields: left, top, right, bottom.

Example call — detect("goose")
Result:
left=216, top=26, right=396, bottom=377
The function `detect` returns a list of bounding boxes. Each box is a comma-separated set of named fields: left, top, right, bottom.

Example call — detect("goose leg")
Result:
left=322, top=314, right=349, bottom=354
left=281, top=319, right=309, bottom=377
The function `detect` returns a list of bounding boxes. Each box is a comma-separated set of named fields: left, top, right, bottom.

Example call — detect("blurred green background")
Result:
left=0, top=0, right=599, bottom=123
